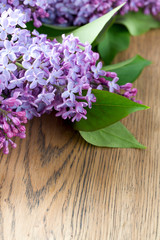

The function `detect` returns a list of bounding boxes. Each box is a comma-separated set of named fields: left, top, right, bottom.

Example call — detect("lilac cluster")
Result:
left=0, top=8, right=140, bottom=153
left=0, top=0, right=49, bottom=27
left=119, top=0, right=160, bottom=16
left=42, top=0, right=160, bottom=26
left=0, top=92, right=27, bottom=154
left=1, top=0, right=160, bottom=27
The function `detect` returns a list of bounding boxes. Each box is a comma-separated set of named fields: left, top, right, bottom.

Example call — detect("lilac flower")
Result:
left=8, top=8, right=26, bottom=28
left=0, top=94, right=27, bottom=154
left=23, top=0, right=35, bottom=7
left=1, top=0, right=160, bottom=28
left=0, top=0, right=49, bottom=27
left=0, top=56, right=17, bottom=79
left=0, top=9, right=140, bottom=121
left=0, top=8, right=140, bottom=154
left=3, top=92, right=22, bottom=107
left=0, top=13, right=14, bottom=40
left=1, top=40, right=18, bottom=61
left=85, top=87, right=96, bottom=108
left=22, top=59, right=41, bottom=72
left=62, top=82, right=80, bottom=102
left=49, top=47, right=60, bottom=66
left=8, top=76, right=25, bottom=89
left=36, top=92, right=55, bottom=106
left=21, top=45, right=41, bottom=62
left=108, top=77, right=120, bottom=93
left=26, top=69, right=46, bottom=89
left=91, top=62, right=106, bottom=79
left=47, top=69, right=63, bottom=85
left=71, top=102, right=88, bottom=122
left=40, top=0, right=160, bottom=27
left=0, top=74, right=7, bottom=92
left=0, top=1, right=10, bottom=13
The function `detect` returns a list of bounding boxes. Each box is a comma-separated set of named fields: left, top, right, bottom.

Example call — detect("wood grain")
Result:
left=0, top=29, right=160, bottom=240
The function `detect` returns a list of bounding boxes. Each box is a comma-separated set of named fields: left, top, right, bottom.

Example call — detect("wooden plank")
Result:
left=0, top=29, right=160, bottom=240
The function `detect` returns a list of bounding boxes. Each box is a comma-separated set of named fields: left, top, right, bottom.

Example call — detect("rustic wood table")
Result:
left=0, top=29, right=160, bottom=240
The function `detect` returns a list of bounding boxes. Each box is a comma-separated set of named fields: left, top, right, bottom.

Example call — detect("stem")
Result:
left=0, top=107, right=8, bottom=115
left=52, top=84, right=63, bottom=91
left=15, top=62, right=26, bottom=70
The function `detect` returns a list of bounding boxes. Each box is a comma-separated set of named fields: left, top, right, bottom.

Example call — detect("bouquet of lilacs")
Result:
left=8, top=0, right=158, bottom=65
left=2, top=0, right=160, bottom=27
left=0, top=3, right=152, bottom=154
left=42, top=0, right=160, bottom=26
left=33, top=0, right=160, bottom=65
left=1, top=1, right=160, bottom=60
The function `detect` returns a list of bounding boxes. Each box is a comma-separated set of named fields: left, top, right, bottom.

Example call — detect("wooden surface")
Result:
left=0, top=29, right=160, bottom=240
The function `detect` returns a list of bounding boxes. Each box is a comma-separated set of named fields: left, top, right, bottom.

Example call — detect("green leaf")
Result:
left=71, top=3, right=125, bottom=44
left=74, top=89, right=149, bottom=132
left=98, top=24, right=130, bottom=64
left=116, top=10, right=160, bottom=36
left=79, top=121, right=146, bottom=149
left=26, top=21, right=77, bottom=38
left=102, top=55, right=151, bottom=85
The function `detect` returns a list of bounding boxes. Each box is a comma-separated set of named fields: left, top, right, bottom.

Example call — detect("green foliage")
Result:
left=74, top=89, right=149, bottom=132
left=116, top=11, right=160, bottom=36
left=26, top=6, right=152, bottom=150
left=98, top=24, right=130, bottom=64
left=26, top=21, right=77, bottom=38
left=71, top=3, right=125, bottom=44
left=80, top=121, right=146, bottom=149
left=103, top=55, right=151, bottom=85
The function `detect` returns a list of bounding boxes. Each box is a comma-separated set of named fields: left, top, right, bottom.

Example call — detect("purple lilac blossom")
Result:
left=0, top=0, right=49, bottom=27
left=0, top=93, right=27, bottom=154
left=1, top=0, right=160, bottom=27
left=0, top=8, right=140, bottom=153
left=41, top=0, right=160, bottom=26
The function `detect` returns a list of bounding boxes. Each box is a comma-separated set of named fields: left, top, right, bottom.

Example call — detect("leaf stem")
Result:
left=15, top=62, right=26, bottom=70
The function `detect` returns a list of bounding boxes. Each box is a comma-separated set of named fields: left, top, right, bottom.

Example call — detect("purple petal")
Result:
left=2, top=18, right=8, bottom=28
left=38, top=78, right=46, bottom=85
left=7, top=63, right=17, bottom=71
left=3, top=56, right=8, bottom=65
left=0, top=31, right=7, bottom=40
left=62, top=91, right=69, bottom=99
left=8, top=52, right=17, bottom=61
left=22, top=61, right=31, bottom=69
left=4, top=40, right=11, bottom=49
left=30, top=81, right=37, bottom=89
left=27, top=75, right=34, bottom=82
